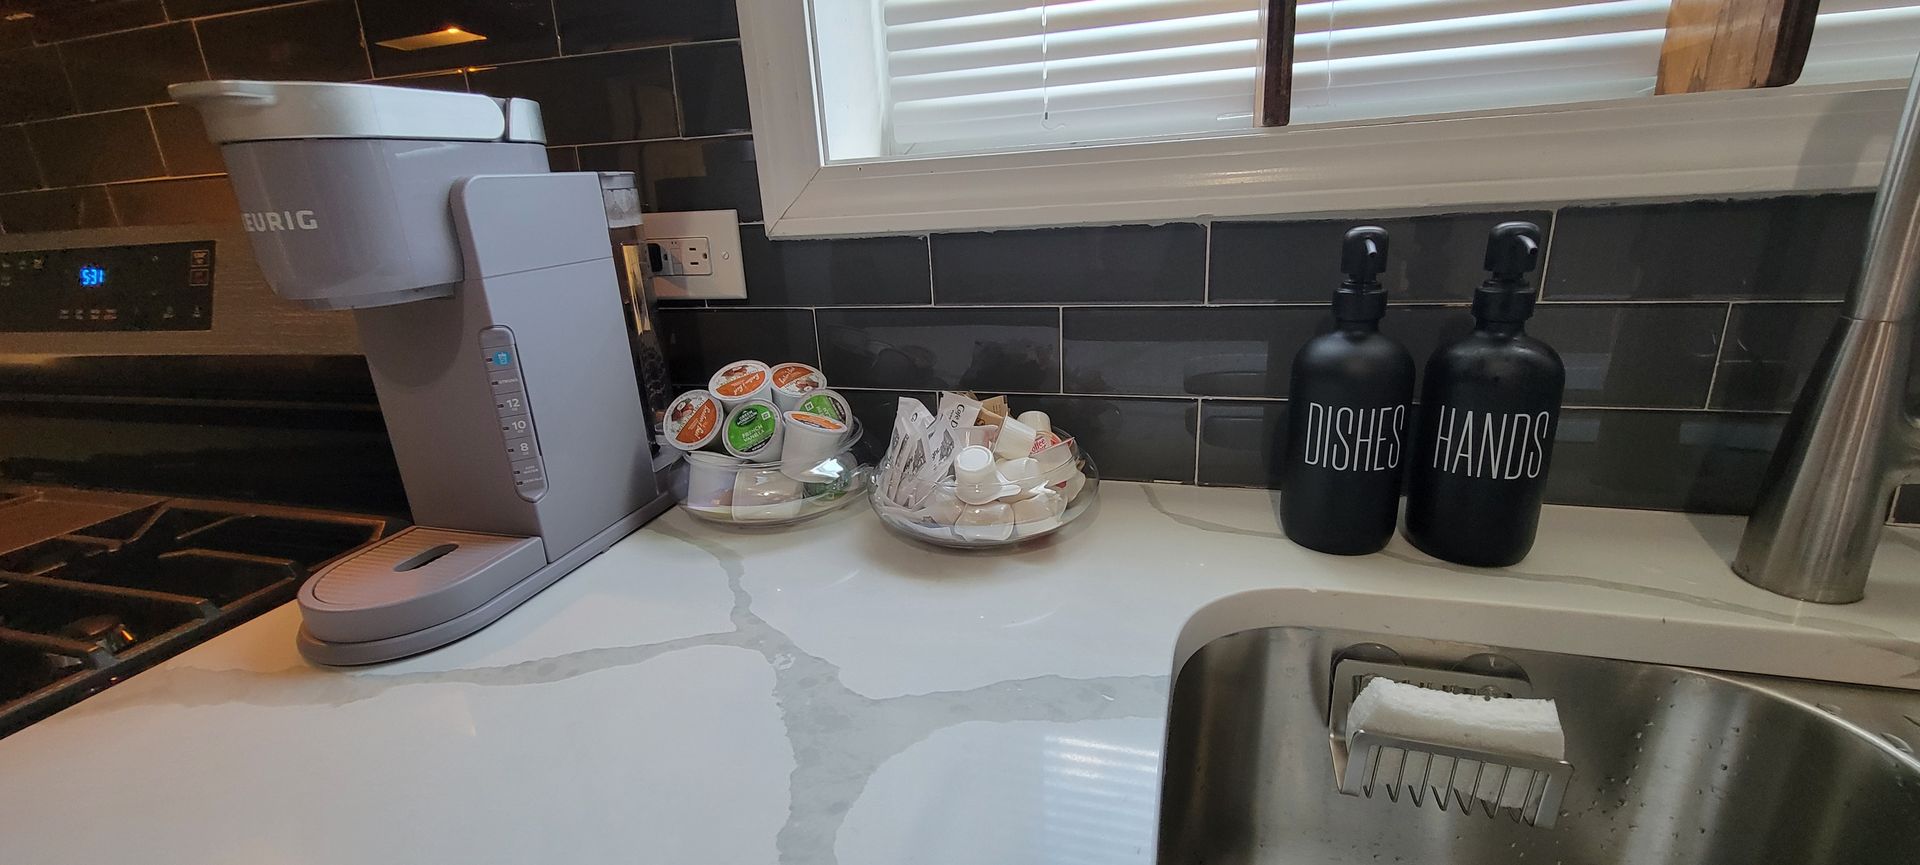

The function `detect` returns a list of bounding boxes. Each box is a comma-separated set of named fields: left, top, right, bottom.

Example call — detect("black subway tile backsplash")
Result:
left=736, top=225, right=931, bottom=307
left=0, top=46, right=76, bottom=124
left=581, top=137, right=766, bottom=216
left=149, top=104, right=225, bottom=177
left=164, top=0, right=300, bottom=17
left=1894, top=487, right=1920, bottom=525
left=1024, top=396, right=1198, bottom=484
left=0, top=16, right=31, bottom=50
left=28, top=0, right=164, bottom=43
left=1530, top=303, right=1725, bottom=408
left=106, top=177, right=240, bottom=226
left=1710, top=302, right=1843, bottom=411
left=26, top=110, right=165, bottom=186
left=841, top=389, right=937, bottom=444
left=660, top=307, right=818, bottom=385
left=639, top=136, right=763, bottom=220
left=932, top=223, right=1205, bottom=305
left=360, top=0, right=557, bottom=77
left=555, top=0, right=740, bottom=54
left=468, top=49, right=676, bottom=146
left=61, top=22, right=205, bottom=112
left=197, top=0, right=370, bottom=82
left=1063, top=306, right=1321, bottom=397
left=1197, top=400, right=1286, bottom=487
left=1545, top=410, right=1783, bottom=514
left=1545, top=195, right=1872, bottom=301
left=0, top=187, right=115, bottom=232
left=1211, top=210, right=1555, bottom=304
left=817, top=307, right=1059, bottom=393
left=0, top=127, right=40, bottom=194
left=0, top=0, right=1897, bottom=525
left=375, top=70, right=470, bottom=92
left=673, top=41, right=752, bottom=137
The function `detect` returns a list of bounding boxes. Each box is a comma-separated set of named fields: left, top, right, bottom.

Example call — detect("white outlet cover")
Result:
left=642, top=209, right=746, bottom=300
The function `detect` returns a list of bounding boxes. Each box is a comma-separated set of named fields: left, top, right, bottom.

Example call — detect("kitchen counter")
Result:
left=2, top=482, right=1918, bottom=865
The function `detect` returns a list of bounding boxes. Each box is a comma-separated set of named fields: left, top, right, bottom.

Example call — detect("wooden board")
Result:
left=1657, top=0, right=1822, bottom=94
left=1257, top=0, right=1297, bottom=126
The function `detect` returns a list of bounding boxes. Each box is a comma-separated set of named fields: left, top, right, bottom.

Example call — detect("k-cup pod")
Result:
left=953, top=445, right=1012, bottom=505
left=770, top=362, right=828, bottom=411
left=993, top=416, right=1038, bottom=461
left=662, top=389, right=724, bottom=452
left=954, top=502, right=1014, bottom=543
left=1016, top=410, right=1052, bottom=437
left=780, top=410, right=852, bottom=482
left=732, top=466, right=804, bottom=522
left=709, top=360, right=772, bottom=410
left=683, top=451, right=741, bottom=516
left=723, top=400, right=785, bottom=463
left=794, top=388, right=853, bottom=424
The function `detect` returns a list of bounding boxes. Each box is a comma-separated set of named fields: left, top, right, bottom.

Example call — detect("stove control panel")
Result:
left=0, top=241, right=215, bottom=333
left=481, top=327, right=546, bottom=502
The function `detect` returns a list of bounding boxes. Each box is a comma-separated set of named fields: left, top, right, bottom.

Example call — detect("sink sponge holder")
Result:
left=1327, top=656, right=1574, bottom=828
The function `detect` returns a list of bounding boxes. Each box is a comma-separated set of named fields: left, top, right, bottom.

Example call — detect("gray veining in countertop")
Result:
left=1, top=481, right=1917, bottom=864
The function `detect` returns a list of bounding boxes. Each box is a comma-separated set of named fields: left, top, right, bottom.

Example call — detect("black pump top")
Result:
left=1333, top=225, right=1391, bottom=322
left=1471, top=220, right=1543, bottom=323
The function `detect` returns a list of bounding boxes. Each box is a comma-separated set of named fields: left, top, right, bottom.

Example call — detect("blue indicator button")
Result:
left=492, top=350, right=512, bottom=367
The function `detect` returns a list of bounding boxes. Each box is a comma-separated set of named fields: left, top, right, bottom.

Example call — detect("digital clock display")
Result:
left=0, top=241, right=212, bottom=333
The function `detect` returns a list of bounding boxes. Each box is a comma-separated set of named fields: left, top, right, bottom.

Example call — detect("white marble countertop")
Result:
left=2, top=482, right=1917, bottom=865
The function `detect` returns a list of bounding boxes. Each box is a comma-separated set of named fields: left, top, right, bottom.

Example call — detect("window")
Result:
left=740, top=0, right=1920, bottom=236
left=825, top=0, right=1920, bottom=160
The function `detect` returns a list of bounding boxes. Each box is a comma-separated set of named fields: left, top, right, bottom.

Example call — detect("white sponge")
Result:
left=1346, top=677, right=1565, bottom=762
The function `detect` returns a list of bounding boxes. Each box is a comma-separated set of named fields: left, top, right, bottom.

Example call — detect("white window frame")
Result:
left=740, top=0, right=1908, bottom=238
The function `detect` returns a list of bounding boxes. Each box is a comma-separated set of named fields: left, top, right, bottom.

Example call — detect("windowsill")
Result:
left=741, top=2, right=1904, bottom=238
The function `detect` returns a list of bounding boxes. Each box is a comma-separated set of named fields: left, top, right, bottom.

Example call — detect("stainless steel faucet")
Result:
left=1732, top=66, right=1920, bottom=604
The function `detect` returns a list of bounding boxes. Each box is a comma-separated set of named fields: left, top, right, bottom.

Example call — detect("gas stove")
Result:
left=0, top=486, right=396, bottom=738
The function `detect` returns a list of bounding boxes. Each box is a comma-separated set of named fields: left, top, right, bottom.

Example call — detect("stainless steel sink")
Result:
left=1157, top=627, right=1920, bottom=864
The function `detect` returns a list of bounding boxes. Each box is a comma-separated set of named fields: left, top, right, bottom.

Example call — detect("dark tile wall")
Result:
left=0, top=0, right=749, bottom=232
left=662, top=192, right=1917, bottom=522
left=0, top=2, right=1908, bottom=524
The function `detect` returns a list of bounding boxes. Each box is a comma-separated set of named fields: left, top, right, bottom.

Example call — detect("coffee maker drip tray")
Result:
left=294, top=501, right=665, bottom=665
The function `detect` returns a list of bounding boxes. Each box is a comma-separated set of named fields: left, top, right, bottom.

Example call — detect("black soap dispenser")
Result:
left=1403, top=221, right=1564, bottom=567
left=1280, top=226, right=1416, bottom=555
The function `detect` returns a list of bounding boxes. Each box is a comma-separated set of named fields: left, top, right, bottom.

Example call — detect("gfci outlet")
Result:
left=641, top=210, right=746, bottom=300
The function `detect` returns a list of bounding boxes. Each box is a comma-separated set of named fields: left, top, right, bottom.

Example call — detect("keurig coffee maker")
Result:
left=171, top=80, right=677, bottom=664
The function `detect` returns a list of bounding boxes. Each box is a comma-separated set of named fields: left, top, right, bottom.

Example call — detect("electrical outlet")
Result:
left=641, top=210, right=745, bottom=299
left=647, top=237, right=713, bottom=276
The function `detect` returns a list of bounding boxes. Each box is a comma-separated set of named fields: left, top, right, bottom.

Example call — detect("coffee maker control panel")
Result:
left=481, top=326, right=547, bottom=502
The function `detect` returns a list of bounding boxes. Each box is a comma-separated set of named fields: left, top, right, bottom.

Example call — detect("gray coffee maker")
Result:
left=171, top=80, right=677, bottom=665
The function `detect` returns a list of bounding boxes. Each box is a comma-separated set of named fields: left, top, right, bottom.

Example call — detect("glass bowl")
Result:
left=869, top=430, right=1098, bottom=549
left=669, top=421, right=873, bottom=527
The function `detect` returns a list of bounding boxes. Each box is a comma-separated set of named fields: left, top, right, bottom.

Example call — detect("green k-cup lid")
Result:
left=797, top=391, right=848, bottom=421
left=725, top=403, right=779, bottom=451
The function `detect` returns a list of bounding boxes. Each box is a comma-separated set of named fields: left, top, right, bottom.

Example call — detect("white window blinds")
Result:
left=874, top=0, right=1920, bottom=157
